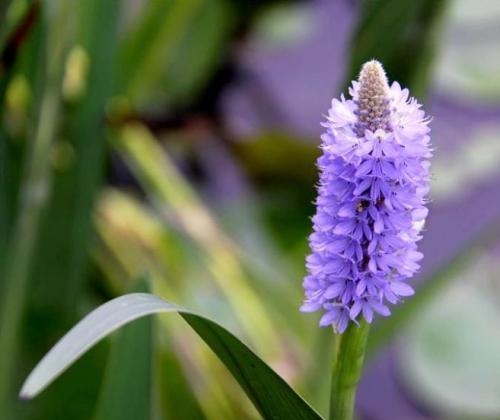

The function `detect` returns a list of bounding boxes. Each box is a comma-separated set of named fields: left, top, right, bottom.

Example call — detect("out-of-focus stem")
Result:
left=0, top=1, right=71, bottom=415
left=329, top=320, right=370, bottom=420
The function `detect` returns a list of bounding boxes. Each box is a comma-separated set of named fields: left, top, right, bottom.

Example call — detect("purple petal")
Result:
left=300, top=301, right=322, bottom=313
left=390, top=281, right=414, bottom=297
left=369, top=300, right=391, bottom=317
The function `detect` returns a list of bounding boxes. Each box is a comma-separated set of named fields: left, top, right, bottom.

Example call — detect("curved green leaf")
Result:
left=20, top=293, right=322, bottom=420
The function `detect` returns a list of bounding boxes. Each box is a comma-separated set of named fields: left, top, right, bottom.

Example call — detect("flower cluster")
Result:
left=300, top=60, right=432, bottom=333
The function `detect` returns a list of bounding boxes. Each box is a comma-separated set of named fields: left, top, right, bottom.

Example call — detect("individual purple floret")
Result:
left=300, top=60, right=432, bottom=333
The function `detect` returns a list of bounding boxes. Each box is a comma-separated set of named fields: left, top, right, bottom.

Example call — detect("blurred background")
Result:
left=0, top=0, right=499, bottom=419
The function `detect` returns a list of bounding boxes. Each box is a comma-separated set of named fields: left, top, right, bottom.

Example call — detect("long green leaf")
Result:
left=117, top=0, right=200, bottom=101
left=159, top=0, right=233, bottom=106
left=0, top=0, right=72, bottom=414
left=20, top=293, right=323, bottom=420
left=117, top=0, right=233, bottom=107
left=29, top=0, right=121, bottom=314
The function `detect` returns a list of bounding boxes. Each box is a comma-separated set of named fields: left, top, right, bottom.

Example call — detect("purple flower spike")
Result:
left=301, top=60, right=432, bottom=333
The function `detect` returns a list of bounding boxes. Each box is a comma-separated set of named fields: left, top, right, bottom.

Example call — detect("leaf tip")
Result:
left=19, top=380, right=35, bottom=400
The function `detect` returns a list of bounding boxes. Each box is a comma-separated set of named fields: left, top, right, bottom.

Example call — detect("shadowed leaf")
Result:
left=21, top=293, right=323, bottom=420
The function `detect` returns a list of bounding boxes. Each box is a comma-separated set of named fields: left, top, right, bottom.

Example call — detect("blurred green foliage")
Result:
left=346, top=0, right=449, bottom=97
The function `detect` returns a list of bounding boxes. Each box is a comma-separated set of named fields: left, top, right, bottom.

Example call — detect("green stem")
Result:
left=329, top=320, right=370, bottom=420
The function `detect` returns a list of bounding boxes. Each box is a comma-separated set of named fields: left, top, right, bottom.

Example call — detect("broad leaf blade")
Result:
left=183, top=313, right=317, bottom=420
left=20, top=293, right=323, bottom=420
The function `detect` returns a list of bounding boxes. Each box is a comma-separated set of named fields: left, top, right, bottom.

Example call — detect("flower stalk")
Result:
left=329, top=321, right=370, bottom=420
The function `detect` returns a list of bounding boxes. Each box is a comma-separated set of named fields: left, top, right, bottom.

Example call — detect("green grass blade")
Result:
left=117, top=0, right=233, bottom=107
left=155, top=0, right=233, bottom=106
left=20, top=293, right=323, bottom=420
left=117, top=0, right=200, bottom=100
left=182, top=313, right=322, bottom=420
left=30, top=0, right=121, bottom=313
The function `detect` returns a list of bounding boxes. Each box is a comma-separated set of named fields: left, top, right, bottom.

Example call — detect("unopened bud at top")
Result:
left=355, top=60, right=391, bottom=136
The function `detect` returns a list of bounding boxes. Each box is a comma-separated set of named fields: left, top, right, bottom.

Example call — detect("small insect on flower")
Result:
left=300, top=60, right=432, bottom=333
